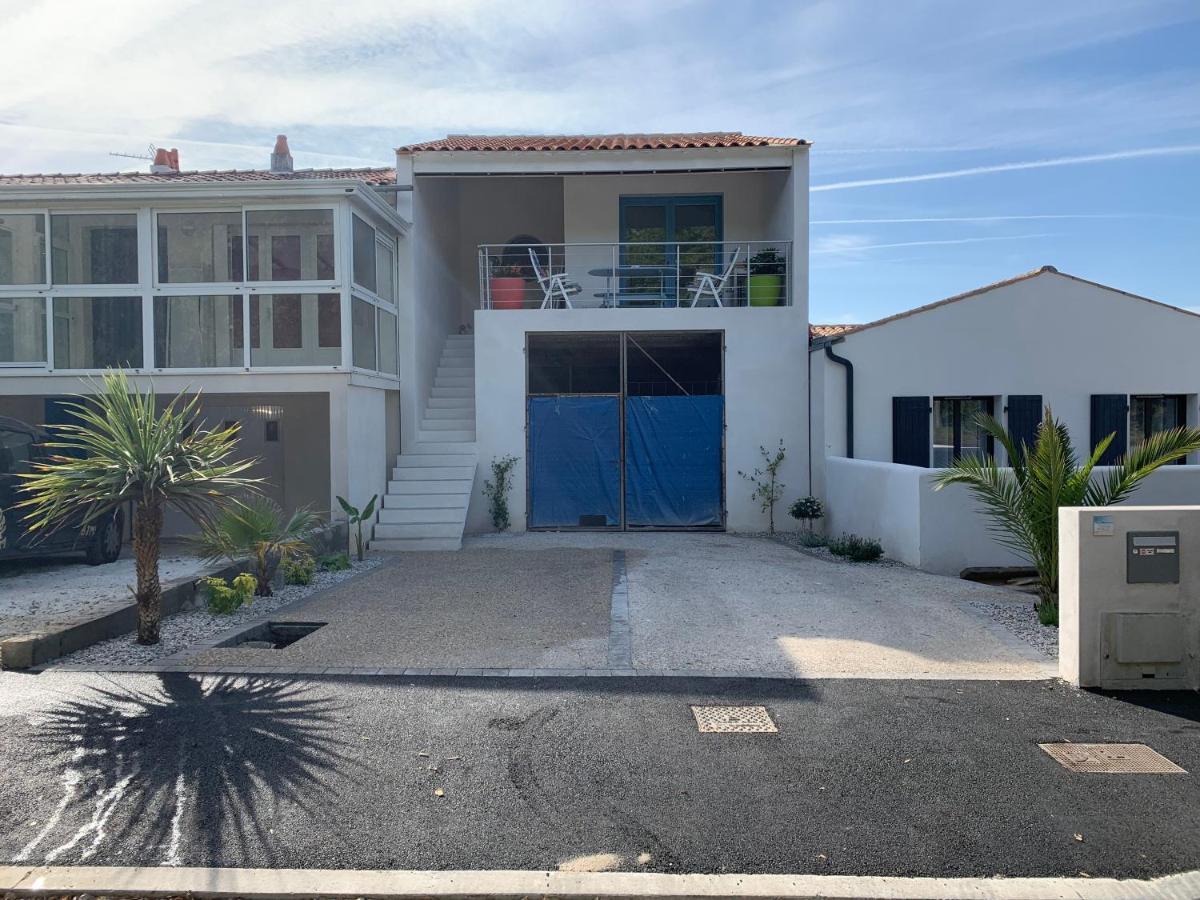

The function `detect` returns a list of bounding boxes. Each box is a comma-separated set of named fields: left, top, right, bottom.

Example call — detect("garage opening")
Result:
left=526, top=331, right=724, bottom=530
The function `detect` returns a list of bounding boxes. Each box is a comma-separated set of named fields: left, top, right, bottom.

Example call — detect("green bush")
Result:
left=482, top=455, right=519, bottom=532
left=318, top=552, right=351, bottom=572
left=788, top=496, right=824, bottom=522
left=282, top=554, right=315, bottom=585
left=828, top=533, right=884, bottom=562
left=796, top=530, right=827, bottom=548
left=203, top=572, right=257, bottom=614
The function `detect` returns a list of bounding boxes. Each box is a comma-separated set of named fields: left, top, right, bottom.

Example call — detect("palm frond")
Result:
left=1089, top=426, right=1200, bottom=506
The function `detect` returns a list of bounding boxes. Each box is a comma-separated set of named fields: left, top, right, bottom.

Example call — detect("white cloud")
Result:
left=812, top=232, right=1060, bottom=256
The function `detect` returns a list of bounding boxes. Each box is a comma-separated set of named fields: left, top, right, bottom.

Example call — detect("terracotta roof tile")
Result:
left=0, top=166, right=396, bottom=187
left=809, top=323, right=859, bottom=341
left=397, top=132, right=806, bottom=153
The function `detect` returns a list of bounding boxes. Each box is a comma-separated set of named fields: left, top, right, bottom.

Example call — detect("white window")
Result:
left=0, top=297, right=46, bottom=364
left=249, top=293, right=342, bottom=367
left=375, top=237, right=395, bottom=303
left=51, top=213, right=138, bottom=285
left=377, top=307, right=398, bottom=375
left=351, top=296, right=376, bottom=369
left=0, top=213, right=47, bottom=285
left=153, top=295, right=242, bottom=368
left=352, top=214, right=376, bottom=293
left=52, top=296, right=143, bottom=369
left=245, top=209, right=335, bottom=282
left=156, top=212, right=243, bottom=284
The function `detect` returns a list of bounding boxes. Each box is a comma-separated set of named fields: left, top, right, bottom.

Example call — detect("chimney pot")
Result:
left=150, top=147, right=179, bottom=174
left=270, top=134, right=294, bottom=173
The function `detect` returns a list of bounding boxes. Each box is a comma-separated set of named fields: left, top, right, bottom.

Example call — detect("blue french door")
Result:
left=618, top=195, right=723, bottom=303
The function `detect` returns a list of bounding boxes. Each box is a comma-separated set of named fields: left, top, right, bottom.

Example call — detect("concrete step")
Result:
left=378, top=506, right=466, bottom=525
left=424, top=406, right=475, bottom=420
left=435, top=375, right=474, bottom=389
left=374, top=521, right=463, bottom=540
left=391, top=465, right=475, bottom=480
left=383, top=493, right=468, bottom=509
left=418, top=429, right=475, bottom=443
left=427, top=396, right=475, bottom=409
left=388, top=478, right=473, bottom=494
left=444, top=334, right=475, bottom=343
left=436, top=366, right=474, bottom=378
left=370, top=537, right=463, bottom=552
left=420, top=418, right=475, bottom=431
left=403, top=440, right=476, bottom=454
left=393, top=452, right=476, bottom=468
left=431, top=386, right=474, bottom=399
left=440, top=352, right=474, bottom=363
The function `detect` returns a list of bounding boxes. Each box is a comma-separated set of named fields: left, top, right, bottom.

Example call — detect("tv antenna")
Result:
left=109, top=143, right=157, bottom=162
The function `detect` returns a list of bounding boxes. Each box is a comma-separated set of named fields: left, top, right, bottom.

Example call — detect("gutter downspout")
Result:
left=824, top=340, right=854, bottom=458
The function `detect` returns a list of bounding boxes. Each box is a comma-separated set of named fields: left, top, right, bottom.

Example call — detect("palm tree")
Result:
left=18, top=371, right=258, bottom=644
left=933, top=407, right=1200, bottom=624
left=196, top=497, right=322, bottom=596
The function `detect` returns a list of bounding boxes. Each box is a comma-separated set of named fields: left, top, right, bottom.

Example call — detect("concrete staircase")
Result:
left=372, top=333, right=476, bottom=551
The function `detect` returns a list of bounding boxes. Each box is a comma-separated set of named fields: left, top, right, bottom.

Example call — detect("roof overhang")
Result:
left=402, top=145, right=805, bottom=178
left=0, top=178, right=411, bottom=233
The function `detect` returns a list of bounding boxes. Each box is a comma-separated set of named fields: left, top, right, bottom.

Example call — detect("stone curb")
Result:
left=3, top=522, right=347, bottom=671
left=0, top=865, right=1197, bottom=899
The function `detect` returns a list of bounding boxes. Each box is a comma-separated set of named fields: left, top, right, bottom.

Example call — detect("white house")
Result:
left=0, top=132, right=812, bottom=547
left=810, top=266, right=1200, bottom=574
left=0, top=139, right=406, bottom=535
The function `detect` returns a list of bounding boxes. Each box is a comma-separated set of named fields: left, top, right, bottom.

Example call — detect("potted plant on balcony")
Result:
left=748, top=247, right=786, bottom=307
left=488, top=262, right=527, bottom=310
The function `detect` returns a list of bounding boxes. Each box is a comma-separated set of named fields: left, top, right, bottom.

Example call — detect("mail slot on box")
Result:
left=1127, top=531, right=1180, bottom=584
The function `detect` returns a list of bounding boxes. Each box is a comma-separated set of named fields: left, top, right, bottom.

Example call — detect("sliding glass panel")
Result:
left=51, top=214, right=138, bottom=284
left=958, top=398, right=990, bottom=461
left=153, top=295, right=241, bottom=368
left=674, top=201, right=720, bottom=284
left=0, top=297, right=46, bottom=364
left=375, top=239, right=395, bottom=302
left=352, top=215, right=377, bottom=293
left=619, top=203, right=668, bottom=297
left=0, top=214, right=47, bottom=285
left=157, top=212, right=243, bottom=283
left=245, top=209, right=335, bottom=282
left=351, top=297, right=376, bottom=369
left=248, top=293, right=341, bottom=366
left=377, top=307, right=398, bottom=375
left=52, top=296, right=143, bottom=368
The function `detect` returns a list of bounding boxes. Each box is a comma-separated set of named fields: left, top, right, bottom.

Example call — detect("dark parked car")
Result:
left=0, top=416, right=123, bottom=565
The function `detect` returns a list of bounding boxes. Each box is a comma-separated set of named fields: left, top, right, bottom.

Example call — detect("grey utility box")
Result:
left=1127, top=531, right=1180, bottom=584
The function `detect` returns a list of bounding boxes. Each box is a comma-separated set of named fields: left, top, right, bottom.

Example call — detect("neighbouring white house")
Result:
left=0, top=132, right=812, bottom=547
left=810, top=266, right=1200, bottom=574
left=0, top=138, right=406, bottom=536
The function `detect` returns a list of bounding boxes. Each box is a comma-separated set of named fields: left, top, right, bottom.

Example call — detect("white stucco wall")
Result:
left=470, top=306, right=808, bottom=533
left=819, top=271, right=1200, bottom=465
left=825, top=455, right=1200, bottom=575
left=336, top=382, right=391, bottom=518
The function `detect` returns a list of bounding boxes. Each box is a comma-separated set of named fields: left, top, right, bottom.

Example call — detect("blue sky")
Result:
left=1, top=0, right=1197, bottom=323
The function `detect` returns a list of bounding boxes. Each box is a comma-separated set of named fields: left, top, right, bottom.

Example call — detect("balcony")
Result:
left=478, top=241, right=793, bottom=310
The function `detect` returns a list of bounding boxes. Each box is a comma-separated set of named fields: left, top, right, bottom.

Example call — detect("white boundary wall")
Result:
left=826, top=456, right=1200, bottom=575
left=471, top=306, right=809, bottom=534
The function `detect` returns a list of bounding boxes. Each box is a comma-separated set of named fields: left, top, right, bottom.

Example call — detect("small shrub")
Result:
left=318, top=552, right=351, bottom=572
left=282, top=554, right=315, bottom=585
left=828, top=533, right=884, bottom=562
left=203, top=572, right=257, bottom=615
left=796, top=531, right=827, bottom=548
left=788, top=496, right=824, bottom=524
left=337, top=495, right=378, bottom=562
left=738, top=440, right=786, bottom=534
left=1036, top=600, right=1059, bottom=627
left=482, top=455, right=519, bottom=532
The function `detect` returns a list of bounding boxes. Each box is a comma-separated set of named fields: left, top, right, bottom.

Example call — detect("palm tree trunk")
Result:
left=133, top=498, right=163, bottom=645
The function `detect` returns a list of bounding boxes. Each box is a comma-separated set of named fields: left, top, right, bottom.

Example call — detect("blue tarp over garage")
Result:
left=527, top=396, right=621, bottom=527
left=624, top=395, right=723, bottom=527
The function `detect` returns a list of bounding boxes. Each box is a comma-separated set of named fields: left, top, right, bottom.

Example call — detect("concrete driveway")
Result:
left=468, top=532, right=1055, bottom=680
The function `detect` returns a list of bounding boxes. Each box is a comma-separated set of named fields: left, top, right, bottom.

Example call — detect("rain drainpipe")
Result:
left=824, top=340, right=854, bottom=458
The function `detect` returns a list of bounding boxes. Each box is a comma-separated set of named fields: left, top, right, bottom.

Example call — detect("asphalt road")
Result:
left=0, top=671, right=1197, bottom=878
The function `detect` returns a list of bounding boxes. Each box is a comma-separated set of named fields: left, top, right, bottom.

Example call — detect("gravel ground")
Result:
left=47, top=557, right=382, bottom=669
left=970, top=600, right=1059, bottom=658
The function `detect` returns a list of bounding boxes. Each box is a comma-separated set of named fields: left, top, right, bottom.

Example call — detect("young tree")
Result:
left=19, top=371, right=258, bottom=644
left=196, top=497, right=322, bottom=597
left=933, top=407, right=1200, bottom=624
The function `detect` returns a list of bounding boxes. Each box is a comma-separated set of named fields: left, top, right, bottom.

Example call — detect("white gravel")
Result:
left=49, top=556, right=383, bottom=668
left=969, top=600, right=1059, bottom=659
left=0, top=549, right=210, bottom=641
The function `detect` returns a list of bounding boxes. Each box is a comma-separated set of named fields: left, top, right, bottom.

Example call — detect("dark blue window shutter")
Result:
left=893, top=396, right=931, bottom=467
left=1006, top=395, right=1042, bottom=459
left=1090, top=394, right=1128, bottom=465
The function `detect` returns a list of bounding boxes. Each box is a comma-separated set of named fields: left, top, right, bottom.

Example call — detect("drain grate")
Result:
left=1040, top=742, right=1186, bottom=774
left=691, top=705, right=778, bottom=733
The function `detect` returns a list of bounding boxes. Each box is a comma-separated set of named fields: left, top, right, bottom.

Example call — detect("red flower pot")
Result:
left=489, top=277, right=527, bottom=310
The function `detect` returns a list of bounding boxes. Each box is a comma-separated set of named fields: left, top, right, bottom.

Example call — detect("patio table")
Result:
left=588, top=265, right=677, bottom=307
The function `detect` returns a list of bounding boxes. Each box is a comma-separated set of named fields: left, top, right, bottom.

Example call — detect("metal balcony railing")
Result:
left=478, top=240, right=792, bottom=310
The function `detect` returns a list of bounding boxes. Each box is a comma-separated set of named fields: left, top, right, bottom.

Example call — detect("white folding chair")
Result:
left=684, top=246, right=740, bottom=308
left=528, top=248, right=582, bottom=309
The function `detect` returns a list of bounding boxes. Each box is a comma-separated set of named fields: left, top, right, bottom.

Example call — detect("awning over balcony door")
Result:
left=526, top=331, right=724, bottom=530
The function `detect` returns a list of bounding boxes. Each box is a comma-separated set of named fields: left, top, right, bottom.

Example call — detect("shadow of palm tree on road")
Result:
left=21, top=673, right=355, bottom=867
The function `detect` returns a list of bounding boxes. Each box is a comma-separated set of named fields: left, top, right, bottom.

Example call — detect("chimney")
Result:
left=270, top=134, right=293, bottom=173
left=150, top=147, right=180, bottom=174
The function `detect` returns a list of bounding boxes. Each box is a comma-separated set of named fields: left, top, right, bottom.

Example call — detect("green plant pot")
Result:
left=748, top=273, right=783, bottom=307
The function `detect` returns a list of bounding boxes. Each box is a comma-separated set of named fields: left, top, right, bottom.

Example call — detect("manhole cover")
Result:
left=690, top=705, right=778, bottom=733
left=1040, top=742, right=1186, bottom=774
